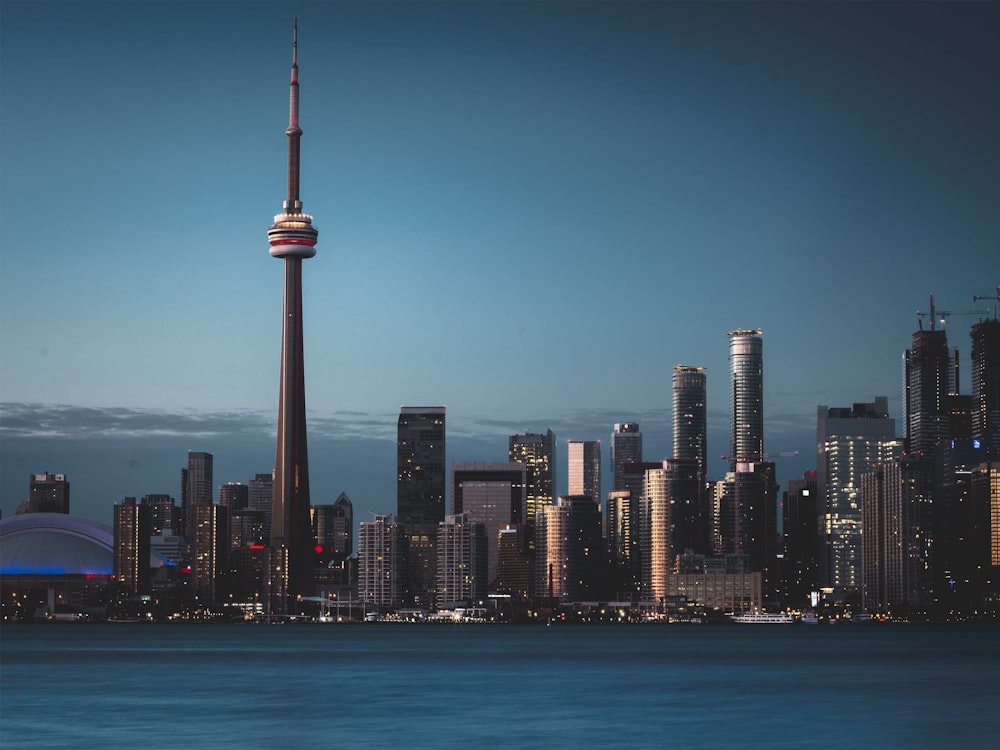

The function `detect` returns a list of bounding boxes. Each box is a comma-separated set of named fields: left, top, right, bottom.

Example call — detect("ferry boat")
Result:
left=730, top=611, right=794, bottom=624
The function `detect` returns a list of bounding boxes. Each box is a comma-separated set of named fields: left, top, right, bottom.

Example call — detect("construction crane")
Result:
left=972, top=286, right=1000, bottom=304
left=915, top=293, right=987, bottom=330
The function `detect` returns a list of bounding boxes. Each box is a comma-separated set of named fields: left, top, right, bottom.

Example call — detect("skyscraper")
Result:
left=971, top=318, right=1000, bottom=458
left=673, top=365, right=707, bottom=480
left=436, top=514, right=488, bottom=608
left=312, top=492, right=353, bottom=560
left=114, top=497, right=152, bottom=598
left=17, top=473, right=70, bottom=515
left=782, top=471, right=818, bottom=607
left=902, top=319, right=958, bottom=454
left=267, top=21, right=320, bottom=614
left=728, top=329, right=764, bottom=470
left=816, top=398, right=899, bottom=593
left=509, top=429, right=555, bottom=547
left=568, top=440, right=601, bottom=505
left=219, top=483, right=249, bottom=514
left=611, top=424, right=642, bottom=492
left=358, top=514, right=404, bottom=612
left=535, top=496, right=602, bottom=603
left=397, top=406, right=446, bottom=607
left=193, top=502, right=228, bottom=606
left=182, top=452, right=213, bottom=541
left=140, top=494, right=177, bottom=536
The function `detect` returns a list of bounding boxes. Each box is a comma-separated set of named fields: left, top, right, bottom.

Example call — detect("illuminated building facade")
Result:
left=728, top=329, right=764, bottom=470
left=113, top=497, right=152, bottom=597
left=902, top=325, right=958, bottom=455
left=535, top=495, right=602, bottom=602
left=192, top=502, right=227, bottom=606
left=436, top=514, right=488, bottom=608
left=816, top=397, right=899, bottom=593
left=568, top=440, right=601, bottom=505
left=358, top=514, right=404, bottom=612
left=509, top=429, right=555, bottom=548
left=140, top=494, right=177, bottom=536
left=182, top=452, right=213, bottom=541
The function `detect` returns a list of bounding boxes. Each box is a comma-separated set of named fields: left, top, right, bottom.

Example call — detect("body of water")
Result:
left=2, top=623, right=997, bottom=748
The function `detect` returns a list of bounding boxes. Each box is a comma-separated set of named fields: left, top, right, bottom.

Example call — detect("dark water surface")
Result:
left=2, top=623, right=997, bottom=748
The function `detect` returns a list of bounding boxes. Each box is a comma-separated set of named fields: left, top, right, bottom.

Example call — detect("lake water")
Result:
left=2, top=623, right=997, bottom=748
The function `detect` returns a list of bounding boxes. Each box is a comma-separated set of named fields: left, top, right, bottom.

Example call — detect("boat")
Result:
left=730, top=611, right=794, bottom=624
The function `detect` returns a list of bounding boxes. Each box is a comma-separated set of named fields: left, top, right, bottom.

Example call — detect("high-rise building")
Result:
left=398, top=406, right=446, bottom=608
left=641, top=465, right=672, bottom=602
left=816, top=398, right=899, bottom=593
left=266, top=21, right=321, bottom=614
left=971, top=319, right=1000, bottom=458
left=715, top=462, right=779, bottom=598
left=436, top=514, right=488, bottom=608
left=398, top=407, right=447, bottom=525
left=248, top=473, right=274, bottom=541
left=509, top=429, right=555, bottom=546
left=568, top=440, right=601, bottom=505
left=494, top=526, right=531, bottom=599
left=902, top=318, right=958, bottom=455
left=970, top=463, right=1000, bottom=573
left=606, top=490, right=633, bottom=571
left=140, top=494, right=177, bottom=536
left=673, top=365, right=707, bottom=480
left=219, top=483, right=249, bottom=514
left=114, top=497, right=152, bottom=597
left=358, top=514, right=404, bottom=612
left=782, top=471, right=818, bottom=607
left=452, top=462, right=526, bottom=585
left=182, top=452, right=213, bottom=541
left=312, top=492, right=353, bottom=561
left=611, top=424, right=642, bottom=492
left=192, top=502, right=228, bottom=606
left=17, top=473, right=70, bottom=515
left=535, top=495, right=602, bottom=603
left=861, top=456, right=935, bottom=614
left=727, top=329, right=764, bottom=470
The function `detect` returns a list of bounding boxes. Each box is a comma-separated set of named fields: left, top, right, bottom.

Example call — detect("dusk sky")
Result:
left=1, top=1, right=997, bottom=525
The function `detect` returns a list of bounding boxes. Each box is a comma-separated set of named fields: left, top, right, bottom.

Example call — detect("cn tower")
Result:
left=267, top=19, right=318, bottom=614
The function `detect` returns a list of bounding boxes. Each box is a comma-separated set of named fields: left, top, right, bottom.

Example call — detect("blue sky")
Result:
left=1, top=1, right=997, bottom=524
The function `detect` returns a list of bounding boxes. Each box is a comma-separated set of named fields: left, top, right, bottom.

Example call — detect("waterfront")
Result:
left=2, top=623, right=998, bottom=748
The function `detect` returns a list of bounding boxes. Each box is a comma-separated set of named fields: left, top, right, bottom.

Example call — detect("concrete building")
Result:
left=436, top=514, right=488, bottom=608
left=113, top=497, right=152, bottom=598
left=358, top=514, right=404, bottom=612
left=182, top=452, right=213, bottom=541
left=535, top=496, right=602, bottom=602
left=140, top=494, right=177, bottom=536
left=192, top=503, right=227, bottom=606
left=568, top=440, right=601, bottom=505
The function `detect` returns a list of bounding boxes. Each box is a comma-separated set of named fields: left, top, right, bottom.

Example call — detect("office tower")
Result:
left=436, top=514, right=488, bottom=608
left=192, top=502, right=228, bottom=606
left=358, top=514, right=404, bottom=612
left=971, top=319, right=1000, bottom=458
left=312, top=492, right=353, bottom=560
left=673, top=365, right=707, bottom=479
left=728, top=329, right=764, bottom=470
left=902, top=318, right=958, bottom=454
left=606, top=490, right=633, bottom=572
left=248, top=473, right=274, bottom=541
left=219, top=483, right=249, bottom=513
left=816, top=398, right=899, bottom=593
left=970, top=463, right=999, bottom=573
left=113, top=497, right=152, bottom=597
left=266, top=21, right=321, bottom=614
left=182, top=452, right=213, bottom=541
left=621, top=461, right=663, bottom=582
left=782, top=471, right=818, bottom=607
left=452, top=462, right=526, bottom=584
left=495, top=526, right=531, bottom=599
left=398, top=406, right=446, bottom=608
left=509, top=429, right=555, bottom=544
left=611, top=424, right=642, bottom=492
left=861, top=456, right=935, bottom=614
left=229, top=510, right=267, bottom=601
left=16, top=473, right=70, bottom=515
left=568, top=440, right=601, bottom=505
left=535, top=496, right=602, bottom=602
left=140, top=494, right=177, bottom=536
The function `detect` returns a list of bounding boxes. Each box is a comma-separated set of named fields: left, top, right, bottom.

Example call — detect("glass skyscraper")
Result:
left=727, top=330, right=763, bottom=471
left=673, top=365, right=707, bottom=481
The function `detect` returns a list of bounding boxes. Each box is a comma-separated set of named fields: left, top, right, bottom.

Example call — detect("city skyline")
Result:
left=1, top=2, right=998, bottom=525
